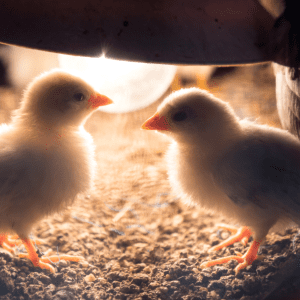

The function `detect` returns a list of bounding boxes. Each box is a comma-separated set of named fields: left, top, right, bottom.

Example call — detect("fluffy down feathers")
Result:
left=142, top=88, right=300, bottom=272
left=0, top=69, right=112, bottom=272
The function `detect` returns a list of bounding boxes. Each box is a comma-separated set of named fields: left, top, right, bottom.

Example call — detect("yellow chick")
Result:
left=142, top=88, right=300, bottom=273
left=0, top=69, right=112, bottom=272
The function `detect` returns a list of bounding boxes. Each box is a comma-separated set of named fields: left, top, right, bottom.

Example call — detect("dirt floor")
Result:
left=1, top=63, right=300, bottom=300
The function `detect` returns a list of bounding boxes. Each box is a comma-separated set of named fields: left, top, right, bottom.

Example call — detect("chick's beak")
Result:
left=141, top=113, right=170, bottom=130
left=88, top=93, right=113, bottom=109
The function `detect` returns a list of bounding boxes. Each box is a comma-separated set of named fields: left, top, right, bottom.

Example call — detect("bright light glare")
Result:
left=58, top=55, right=177, bottom=113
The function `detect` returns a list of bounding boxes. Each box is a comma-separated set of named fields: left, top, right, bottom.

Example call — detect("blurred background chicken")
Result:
left=0, top=69, right=112, bottom=272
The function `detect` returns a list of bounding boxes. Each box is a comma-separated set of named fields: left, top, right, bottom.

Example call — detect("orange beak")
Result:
left=88, top=93, right=113, bottom=109
left=141, top=113, right=170, bottom=130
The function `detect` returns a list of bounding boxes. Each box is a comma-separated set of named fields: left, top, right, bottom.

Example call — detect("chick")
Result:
left=142, top=88, right=300, bottom=273
left=0, top=69, right=112, bottom=272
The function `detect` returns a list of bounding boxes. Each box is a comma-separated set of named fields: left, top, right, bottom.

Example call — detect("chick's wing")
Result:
left=0, top=147, right=46, bottom=204
left=213, top=137, right=300, bottom=215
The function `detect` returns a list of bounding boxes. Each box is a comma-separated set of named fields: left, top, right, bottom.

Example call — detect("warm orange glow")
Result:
left=58, top=54, right=177, bottom=113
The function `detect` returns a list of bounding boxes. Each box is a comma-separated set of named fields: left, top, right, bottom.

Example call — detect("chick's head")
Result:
left=142, top=88, right=240, bottom=144
left=16, top=69, right=112, bottom=128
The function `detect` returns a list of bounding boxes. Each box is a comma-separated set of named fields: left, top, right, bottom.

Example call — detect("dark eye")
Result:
left=73, top=93, right=85, bottom=101
left=172, top=110, right=188, bottom=122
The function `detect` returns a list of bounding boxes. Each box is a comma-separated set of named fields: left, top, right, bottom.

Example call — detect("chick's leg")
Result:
left=19, top=237, right=56, bottom=272
left=200, top=226, right=261, bottom=274
left=19, top=237, right=84, bottom=272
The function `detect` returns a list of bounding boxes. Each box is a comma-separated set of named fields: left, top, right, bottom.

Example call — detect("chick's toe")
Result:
left=0, top=234, right=15, bottom=253
left=201, top=226, right=261, bottom=274
left=3, top=234, right=42, bottom=247
left=209, top=225, right=252, bottom=252
left=18, top=237, right=55, bottom=273
left=18, top=237, right=84, bottom=273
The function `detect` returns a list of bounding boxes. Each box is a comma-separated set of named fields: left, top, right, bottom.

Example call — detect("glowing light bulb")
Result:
left=58, top=55, right=177, bottom=113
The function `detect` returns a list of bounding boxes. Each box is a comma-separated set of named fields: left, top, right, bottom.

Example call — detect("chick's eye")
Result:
left=173, top=111, right=188, bottom=122
left=73, top=93, right=85, bottom=101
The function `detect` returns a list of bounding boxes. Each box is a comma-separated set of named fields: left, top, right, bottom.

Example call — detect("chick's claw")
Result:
left=20, top=238, right=56, bottom=273
left=19, top=237, right=84, bottom=273
left=216, top=224, right=251, bottom=247
left=201, top=238, right=261, bottom=274
left=209, top=226, right=252, bottom=252
left=0, top=234, right=15, bottom=253
left=1, top=234, right=44, bottom=252
left=200, top=226, right=261, bottom=273
left=200, top=254, right=244, bottom=269
left=41, top=254, right=84, bottom=264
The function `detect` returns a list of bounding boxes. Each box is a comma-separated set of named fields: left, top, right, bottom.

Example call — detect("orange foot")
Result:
left=200, top=225, right=262, bottom=274
left=0, top=234, right=17, bottom=253
left=1, top=234, right=83, bottom=273
left=0, top=234, right=43, bottom=253
left=18, top=237, right=84, bottom=273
